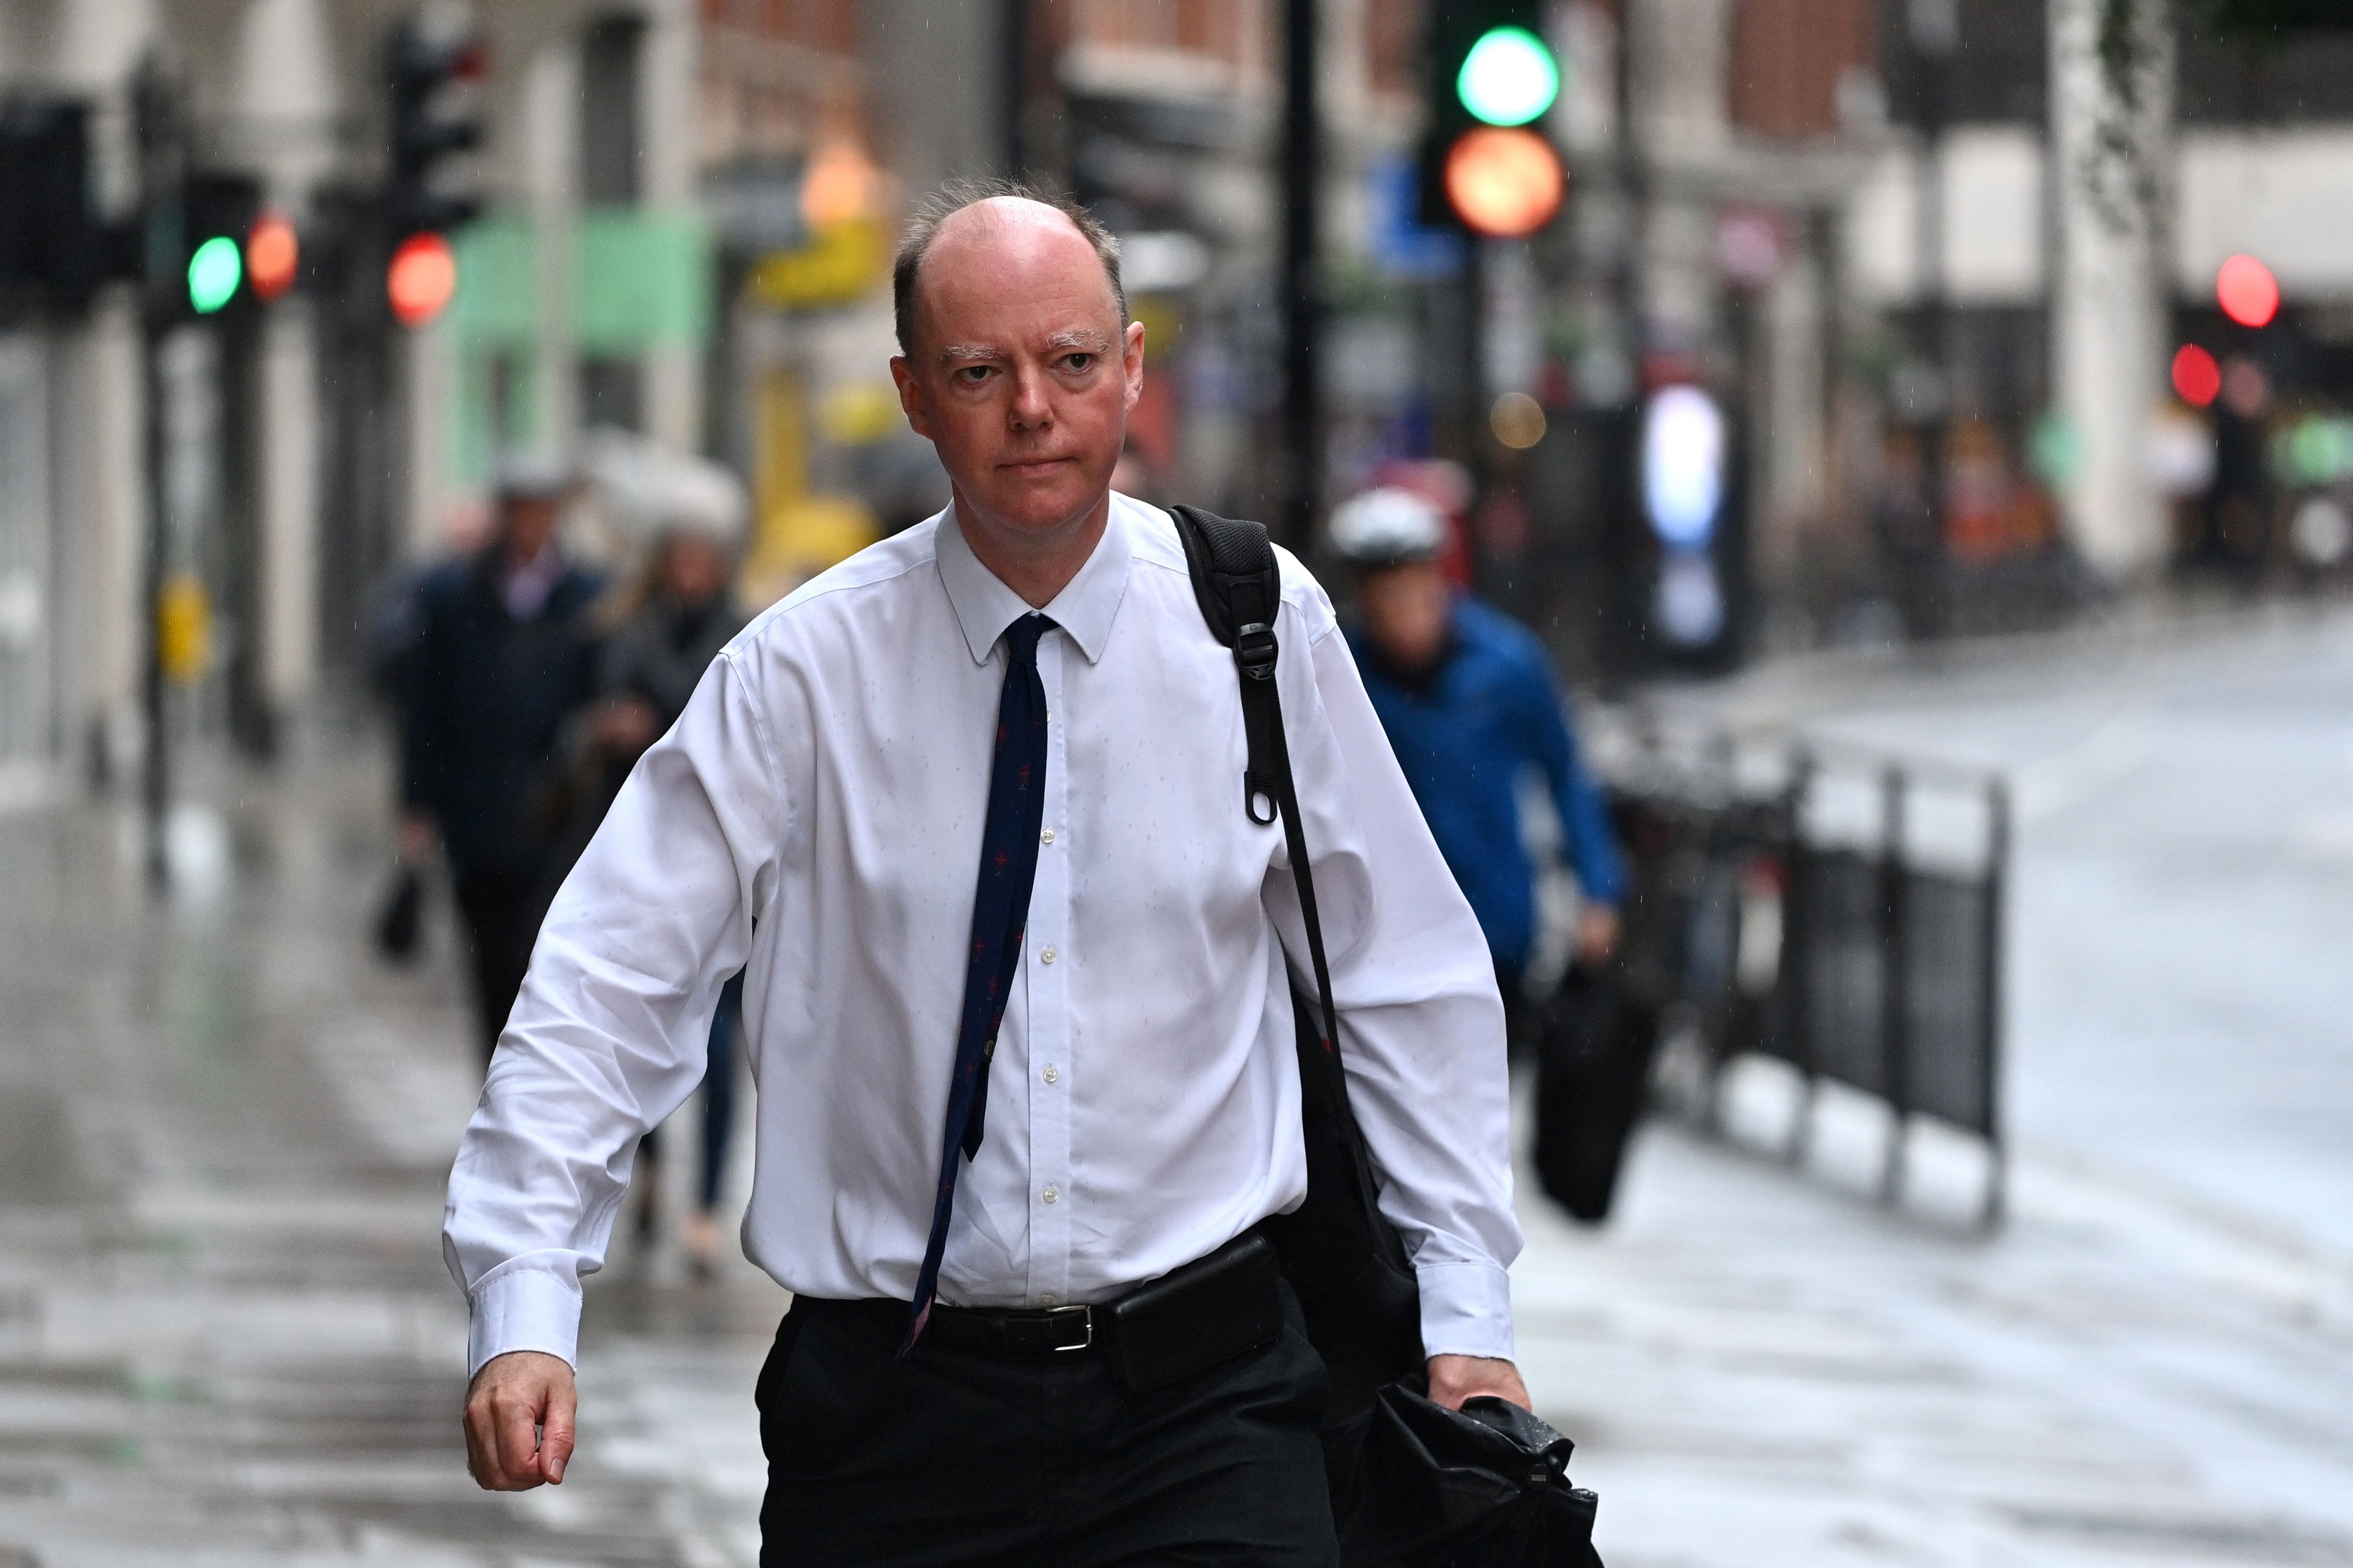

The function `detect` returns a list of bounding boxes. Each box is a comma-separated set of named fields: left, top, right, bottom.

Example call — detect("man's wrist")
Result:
left=1415, top=1260, right=1515, bottom=1363
left=466, top=1267, right=584, bottom=1378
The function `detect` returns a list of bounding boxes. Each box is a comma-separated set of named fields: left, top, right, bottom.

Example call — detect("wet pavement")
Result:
left=3, top=603, right=2350, bottom=1565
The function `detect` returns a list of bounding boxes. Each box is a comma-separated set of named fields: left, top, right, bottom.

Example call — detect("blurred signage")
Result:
left=1370, top=157, right=1463, bottom=279
left=1642, top=385, right=1732, bottom=651
left=577, top=210, right=712, bottom=348
left=703, top=158, right=808, bottom=253
left=156, top=572, right=211, bottom=686
left=747, top=216, right=886, bottom=310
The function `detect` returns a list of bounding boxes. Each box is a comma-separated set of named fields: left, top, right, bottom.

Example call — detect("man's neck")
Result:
left=951, top=489, right=1110, bottom=609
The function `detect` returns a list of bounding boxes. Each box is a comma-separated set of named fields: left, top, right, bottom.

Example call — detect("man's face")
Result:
left=499, top=495, right=560, bottom=562
left=1358, top=562, right=1452, bottom=677
left=891, top=200, right=1145, bottom=541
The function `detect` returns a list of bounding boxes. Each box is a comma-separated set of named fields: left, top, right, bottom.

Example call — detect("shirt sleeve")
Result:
left=1514, top=649, right=1628, bottom=908
left=441, top=648, right=786, bottom=1376
left=1261, top=558, right=1524, bottom=1363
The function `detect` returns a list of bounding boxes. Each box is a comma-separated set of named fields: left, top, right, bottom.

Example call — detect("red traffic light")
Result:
left=2171, top=343, right=2221, bottom=408
left=387, top=233, right=457, bottom=326
left=2216, top=254, right=2279, bottom=329
left=246, top=213, right=299, bottom=301
left=1443, top=127, right=1564, bottom=239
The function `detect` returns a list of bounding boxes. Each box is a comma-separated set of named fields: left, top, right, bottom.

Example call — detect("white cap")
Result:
left=1328, top=486, right=1446, bottom=567
left=581, top=427, right=750, bottom=548
left=493, top=449, right=575, bottom=500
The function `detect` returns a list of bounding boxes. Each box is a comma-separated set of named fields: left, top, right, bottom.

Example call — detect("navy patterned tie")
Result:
left=904, top=612, right=1054, bottom=1352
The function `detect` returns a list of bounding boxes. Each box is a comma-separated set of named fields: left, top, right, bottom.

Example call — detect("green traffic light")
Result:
left=1457, top=26, right=1559, bottom=128
left=188, top=235, right=242, bottom=314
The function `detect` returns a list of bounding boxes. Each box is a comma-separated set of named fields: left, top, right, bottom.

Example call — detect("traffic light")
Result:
left=0, top=98, right=111, bottom=312
left=386, top=232, right=457, bottom=327
left=179, top=174, right=261, bottom=319
left=1419, top=4, right=1567, bottom=239
left=385, top=17, right=485, bottom=242
left=2216, top=253, right=2279, bottom=329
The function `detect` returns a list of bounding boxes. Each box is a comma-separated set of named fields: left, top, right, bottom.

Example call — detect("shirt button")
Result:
left=1042, top=1184, right=1060, bottom=1205
left=1042, top=1064, right=1059, bottom=1085
left=1040, top=827, right=1056, bottom=845
left=1040, top=947, right=1057, bottom=965
left=1039, top=1294, right=1057, bottom=1307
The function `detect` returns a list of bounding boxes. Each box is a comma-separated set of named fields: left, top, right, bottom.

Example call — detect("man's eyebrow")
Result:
left=1045, top=328, right=1113, bottom=352
left=935, top=342, right=1005, bottom=364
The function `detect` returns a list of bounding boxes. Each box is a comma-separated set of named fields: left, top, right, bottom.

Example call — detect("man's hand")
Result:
left=463, top=1351, right=576, bottom=1490
left=398, top=812, right=439, bottom=865
left=1575, top=904, right=1621, bottom=969
left=1426, top=1354, right=1532, bottom=1412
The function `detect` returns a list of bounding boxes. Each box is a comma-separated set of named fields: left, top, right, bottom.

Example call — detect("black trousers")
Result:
left=451, top=865, right=545, bottom=1066
left=758, top=1284, right=1339, bottom=1567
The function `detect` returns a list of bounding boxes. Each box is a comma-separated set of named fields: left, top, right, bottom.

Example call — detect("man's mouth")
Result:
left=1001, top=456, right=1073, bottom=476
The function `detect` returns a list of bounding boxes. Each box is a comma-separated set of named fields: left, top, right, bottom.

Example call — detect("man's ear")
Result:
left=1121, top=319, right=1146, bottom=409
left=890, top=356, right=932, bottom=440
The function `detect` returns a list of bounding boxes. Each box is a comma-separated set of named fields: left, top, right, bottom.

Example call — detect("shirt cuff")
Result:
left=1415, top=1261, right=1515, bottom=1362
left=466, top=1264, right=585, bottom=1379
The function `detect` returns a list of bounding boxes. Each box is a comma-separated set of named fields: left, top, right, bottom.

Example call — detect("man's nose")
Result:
left=1007, top=364, right=1052, bottom=428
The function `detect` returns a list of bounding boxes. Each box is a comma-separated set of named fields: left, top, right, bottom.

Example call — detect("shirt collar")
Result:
left=933, top=494, right=1134, bottom=666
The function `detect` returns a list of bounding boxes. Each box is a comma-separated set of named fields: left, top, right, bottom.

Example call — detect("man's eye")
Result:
left=1063, top=354, right=1093, bottom=372
left=956, top=366, right=993, bottom=384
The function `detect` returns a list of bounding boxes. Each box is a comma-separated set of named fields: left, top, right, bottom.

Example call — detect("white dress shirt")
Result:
left=444, top=494, right=1521, bottom=1376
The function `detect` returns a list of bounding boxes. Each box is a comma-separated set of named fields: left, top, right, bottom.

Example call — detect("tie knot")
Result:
left=1003, top=613, right=1054, bottom=666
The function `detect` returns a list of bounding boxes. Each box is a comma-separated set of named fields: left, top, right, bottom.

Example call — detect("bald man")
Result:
left=445, top=182, right=1524, bottom=1565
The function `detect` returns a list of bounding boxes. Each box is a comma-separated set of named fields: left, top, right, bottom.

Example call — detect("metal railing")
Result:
left=1609, top=732, right=2010, bottom=1227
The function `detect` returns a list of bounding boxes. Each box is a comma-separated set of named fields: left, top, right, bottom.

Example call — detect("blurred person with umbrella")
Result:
left=546, top=433, right=755, bottom=1267
left=399, top=455, right=605, bottom=1066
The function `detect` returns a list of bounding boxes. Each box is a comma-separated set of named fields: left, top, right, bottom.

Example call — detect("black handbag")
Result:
left=1172, top=506, right=1603, bottom=1568
left=1533, top=968, right=1657, bottom=1225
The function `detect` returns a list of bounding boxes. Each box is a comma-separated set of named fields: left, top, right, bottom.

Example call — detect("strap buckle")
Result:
left=1048, top=1304, right=1094, bottom=1352
left=1233, top=622, right=1277, bottom=681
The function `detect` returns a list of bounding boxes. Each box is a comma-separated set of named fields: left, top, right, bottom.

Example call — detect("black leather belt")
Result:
left=798, top=1231, right=1286, bottom=1392
left=924, top=1299, right=1103, bottom=1357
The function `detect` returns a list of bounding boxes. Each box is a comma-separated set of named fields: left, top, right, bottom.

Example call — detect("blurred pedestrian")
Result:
left=446, top=183, right=1526, bottom=1563
left=544, top=447, right=753, bottom=1269
left=398, top=455, right=603, bottom=1066
left=1332, top=486, right=1627, bottom=1036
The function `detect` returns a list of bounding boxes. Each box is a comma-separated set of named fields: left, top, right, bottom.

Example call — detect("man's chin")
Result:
left=965, top=476, right=1102, bottom=536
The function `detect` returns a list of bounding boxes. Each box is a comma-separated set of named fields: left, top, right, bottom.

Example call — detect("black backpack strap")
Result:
left=1170, top=504, right=1339, bottom=1055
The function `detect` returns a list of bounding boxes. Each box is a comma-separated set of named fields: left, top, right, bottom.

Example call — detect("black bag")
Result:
left=1533, top=968, right=1657, bottom=1225
left=1172, top=505, right=1603, bottom=1568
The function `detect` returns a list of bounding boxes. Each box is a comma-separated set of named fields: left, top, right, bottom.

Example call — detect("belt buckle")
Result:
left=1047, top=1304, right=1093, bottom=1352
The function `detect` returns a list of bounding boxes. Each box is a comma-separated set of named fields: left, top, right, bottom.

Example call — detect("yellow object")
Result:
left=157, top=574, right=212, bottom=686
left=742, top=496, right=881, bottom=609
left=1131, top=296, right=1182, bottom=362
left=748, top=216, right=888, bottom=310
left=819, top=383, right=905, bottom=447
left=1490, top=391, right=1547, bottom=450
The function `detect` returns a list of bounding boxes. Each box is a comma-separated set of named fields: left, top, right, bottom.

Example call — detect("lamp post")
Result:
left=1280, top=0, right=1322, bottom=552
left=1910, top=0, right=1957, bottom=626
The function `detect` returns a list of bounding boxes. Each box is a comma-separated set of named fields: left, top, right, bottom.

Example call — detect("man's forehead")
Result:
left=912, top=199, right=1119, bottom=345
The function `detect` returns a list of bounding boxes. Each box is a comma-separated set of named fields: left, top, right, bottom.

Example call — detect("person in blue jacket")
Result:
left=1333, top=487, right=1626, bottom=1033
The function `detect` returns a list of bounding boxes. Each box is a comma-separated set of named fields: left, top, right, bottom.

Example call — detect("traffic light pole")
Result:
left=1279, top=0, right=1322, bottom=553
left=133, top=61, right=180, bottom=892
